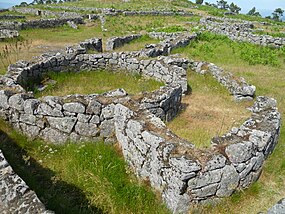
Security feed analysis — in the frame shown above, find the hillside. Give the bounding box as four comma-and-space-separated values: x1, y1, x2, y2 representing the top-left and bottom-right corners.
0, 0, 285, 213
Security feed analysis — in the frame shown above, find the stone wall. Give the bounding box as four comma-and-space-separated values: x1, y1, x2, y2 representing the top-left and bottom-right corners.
0, 149, 52, 213
0, 37, 186, 144
114, 95, 281, 213
0, 14, 25, 20
106, 34, 142, 51
0, 17, 84, 31
200, 17, 285, 48
43, 5, 194, 17
0, 29, 19, 39
148, 32, 183, 40
190, 61, 255, 101
10, 7, 82, 19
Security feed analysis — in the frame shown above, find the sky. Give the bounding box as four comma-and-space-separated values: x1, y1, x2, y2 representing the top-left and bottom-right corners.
0, 0, 33, 9
204, 0, 285, 16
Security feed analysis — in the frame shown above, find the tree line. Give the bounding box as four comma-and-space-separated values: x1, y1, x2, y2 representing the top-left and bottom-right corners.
195, 0, 284, 21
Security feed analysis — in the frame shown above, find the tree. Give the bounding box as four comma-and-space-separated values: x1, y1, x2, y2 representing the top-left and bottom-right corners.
229, 2, 241, 14
272, 8, 284, 21
19, 2, 29, 6
247, 7, 261, 17
196, 0, 204, 5
217, 0, 228, 10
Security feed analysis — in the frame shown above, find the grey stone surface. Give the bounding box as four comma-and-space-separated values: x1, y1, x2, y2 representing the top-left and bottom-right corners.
267, 198, 285, 214
0, 150, 52, 213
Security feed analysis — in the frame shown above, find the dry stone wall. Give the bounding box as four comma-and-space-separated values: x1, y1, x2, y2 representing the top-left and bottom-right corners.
0, 29, 19, 39
200, 17, 285, 47
10, 7, 82, 19
0, 149, 53, 213
114, 95, 281, 213
106, 34, 142, 51
0, 17, 84, 31
43, 5, 194, 17
0, 14, 25, 20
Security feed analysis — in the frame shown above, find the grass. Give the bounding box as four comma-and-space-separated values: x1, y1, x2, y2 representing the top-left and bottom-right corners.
0, 121, 169, 214
173, 32, 285, 67
167, 71, 251, 148
60, 0, 194, 11
34, 70, 164, 97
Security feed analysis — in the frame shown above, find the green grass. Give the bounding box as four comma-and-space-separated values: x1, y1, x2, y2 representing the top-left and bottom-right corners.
174, 32, 285, 66
60, 0, 193, 11
35, 70, 164, 97
0, 121, 169, 214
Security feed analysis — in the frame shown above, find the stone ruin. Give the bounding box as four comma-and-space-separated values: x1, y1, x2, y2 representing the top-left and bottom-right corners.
0, 6, 283, 213
0, 30, 281, 213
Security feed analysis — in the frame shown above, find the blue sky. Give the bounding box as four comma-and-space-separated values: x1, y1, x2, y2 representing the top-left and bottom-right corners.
204, 0, 285, 16
0, 0, 33, 9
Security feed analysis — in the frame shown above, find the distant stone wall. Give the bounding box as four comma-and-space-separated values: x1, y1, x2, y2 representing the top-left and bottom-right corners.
148, 32, 183, 40
200, 17, 285, 48
0, 14, 25, 20
0, 29, 19, 39
0, 17, 84, 31
43, 5, 194, 17
0, 149, 52, 213
142, 33, 197, 58
106, 34, 142, 51
10, 7, 82, 19
114, 95, 281, 213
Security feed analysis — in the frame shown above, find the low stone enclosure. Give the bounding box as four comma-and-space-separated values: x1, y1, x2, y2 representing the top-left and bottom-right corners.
0, 31, 281, 213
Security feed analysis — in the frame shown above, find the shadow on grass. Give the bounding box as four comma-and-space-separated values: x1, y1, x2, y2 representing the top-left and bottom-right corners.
0, 129, 104, 214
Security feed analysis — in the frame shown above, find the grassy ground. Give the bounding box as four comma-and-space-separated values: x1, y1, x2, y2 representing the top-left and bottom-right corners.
168, 71, 251, 148
35, 70, 164, 97
60, 0, 193, 11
